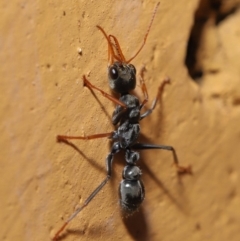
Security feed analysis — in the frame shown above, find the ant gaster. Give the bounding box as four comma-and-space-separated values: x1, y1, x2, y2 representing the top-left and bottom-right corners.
53, 2, 191, 240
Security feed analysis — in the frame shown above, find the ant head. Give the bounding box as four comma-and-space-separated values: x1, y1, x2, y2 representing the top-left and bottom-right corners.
108, 62, 136, 93
96, 25, 142, 94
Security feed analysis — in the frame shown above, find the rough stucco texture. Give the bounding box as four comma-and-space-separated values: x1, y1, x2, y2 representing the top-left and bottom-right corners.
1, 0, 240, 241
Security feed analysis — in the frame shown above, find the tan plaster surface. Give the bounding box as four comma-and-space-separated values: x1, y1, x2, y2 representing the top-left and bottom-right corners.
1, 1, 240, 241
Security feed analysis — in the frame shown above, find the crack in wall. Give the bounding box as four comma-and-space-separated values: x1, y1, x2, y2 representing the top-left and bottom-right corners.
185, 0, 240, 83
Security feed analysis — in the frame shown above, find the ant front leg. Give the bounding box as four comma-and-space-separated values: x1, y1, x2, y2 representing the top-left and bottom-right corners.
52, 142, 120, 240
57, 75, 126, 142
140, 76, 170, 120
132, 143, 192, 174
83, 75, 127, 108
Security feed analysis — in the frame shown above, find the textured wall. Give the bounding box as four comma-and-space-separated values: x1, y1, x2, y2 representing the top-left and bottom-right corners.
1, 1, 240, 241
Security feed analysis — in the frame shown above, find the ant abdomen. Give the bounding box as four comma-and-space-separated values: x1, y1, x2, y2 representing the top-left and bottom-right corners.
119, 165, 145, 212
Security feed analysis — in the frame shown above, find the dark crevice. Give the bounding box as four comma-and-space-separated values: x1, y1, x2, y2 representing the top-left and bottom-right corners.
185, 0, 240, 83
185, 0, 213, 82
216, 6, 238, 24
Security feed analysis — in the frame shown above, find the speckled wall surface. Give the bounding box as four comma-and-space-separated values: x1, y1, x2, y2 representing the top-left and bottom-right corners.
1, 1, 240, 241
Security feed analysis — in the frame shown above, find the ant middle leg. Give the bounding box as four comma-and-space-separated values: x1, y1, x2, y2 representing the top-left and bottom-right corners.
140, 76, 170, 120
131, 143, 192, 174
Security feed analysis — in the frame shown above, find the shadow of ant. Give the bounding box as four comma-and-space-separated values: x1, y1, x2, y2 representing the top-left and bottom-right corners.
57, 138, 105, 173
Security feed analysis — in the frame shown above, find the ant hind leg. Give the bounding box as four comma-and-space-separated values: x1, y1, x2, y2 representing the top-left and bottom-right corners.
57, 132, 114, 142
52, 142, 120, 240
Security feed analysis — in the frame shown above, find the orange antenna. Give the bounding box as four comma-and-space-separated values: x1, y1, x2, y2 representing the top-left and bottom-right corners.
126, 2, 160, 63
96, 25, 115, 64
109, 34, 126, 62
97, 25, 127, 64
97, 2, 160, 65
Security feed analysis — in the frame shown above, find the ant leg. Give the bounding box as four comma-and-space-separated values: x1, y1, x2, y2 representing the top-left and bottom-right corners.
140, 77, 170, 120
131, 143, 192, 174
57, 132, 114, 142
52, 142, 120, 240
83, 75, 127, 108
139, 66, 149, 107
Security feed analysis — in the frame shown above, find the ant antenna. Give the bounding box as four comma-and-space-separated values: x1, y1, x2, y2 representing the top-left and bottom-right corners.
126, 2, 160, 63
96, 25, 118, 65
97, 2, 160, 65
109, 34, 127, 63
96, 26, 127, 65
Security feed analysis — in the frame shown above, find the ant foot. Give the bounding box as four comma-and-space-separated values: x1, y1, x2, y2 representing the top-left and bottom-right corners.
56, 135, 65, 142
176, 165, 192, 175
163, 76, 171, 85
83, 75, 91, 88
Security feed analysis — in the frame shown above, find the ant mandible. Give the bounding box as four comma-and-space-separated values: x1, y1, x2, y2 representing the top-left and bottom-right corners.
53, 2, 191, 240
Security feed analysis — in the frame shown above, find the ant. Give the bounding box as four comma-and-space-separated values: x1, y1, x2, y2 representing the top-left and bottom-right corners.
53, 2, 191, 240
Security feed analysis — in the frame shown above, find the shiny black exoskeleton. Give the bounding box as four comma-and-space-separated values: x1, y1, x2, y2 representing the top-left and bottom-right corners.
120, 163, 144, 211
104, 61, 180, 212
108, 62, 146, 212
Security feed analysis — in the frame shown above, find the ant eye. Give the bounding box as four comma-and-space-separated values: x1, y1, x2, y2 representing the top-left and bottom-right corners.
109, 66, 118, 80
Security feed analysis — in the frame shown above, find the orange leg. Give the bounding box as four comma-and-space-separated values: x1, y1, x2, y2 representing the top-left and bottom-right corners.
83, 75, 127, 108
140, 77, 170, 120
139, 66, 149, 107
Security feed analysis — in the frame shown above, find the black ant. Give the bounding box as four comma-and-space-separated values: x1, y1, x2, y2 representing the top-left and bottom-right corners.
53, 2, 191, 240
